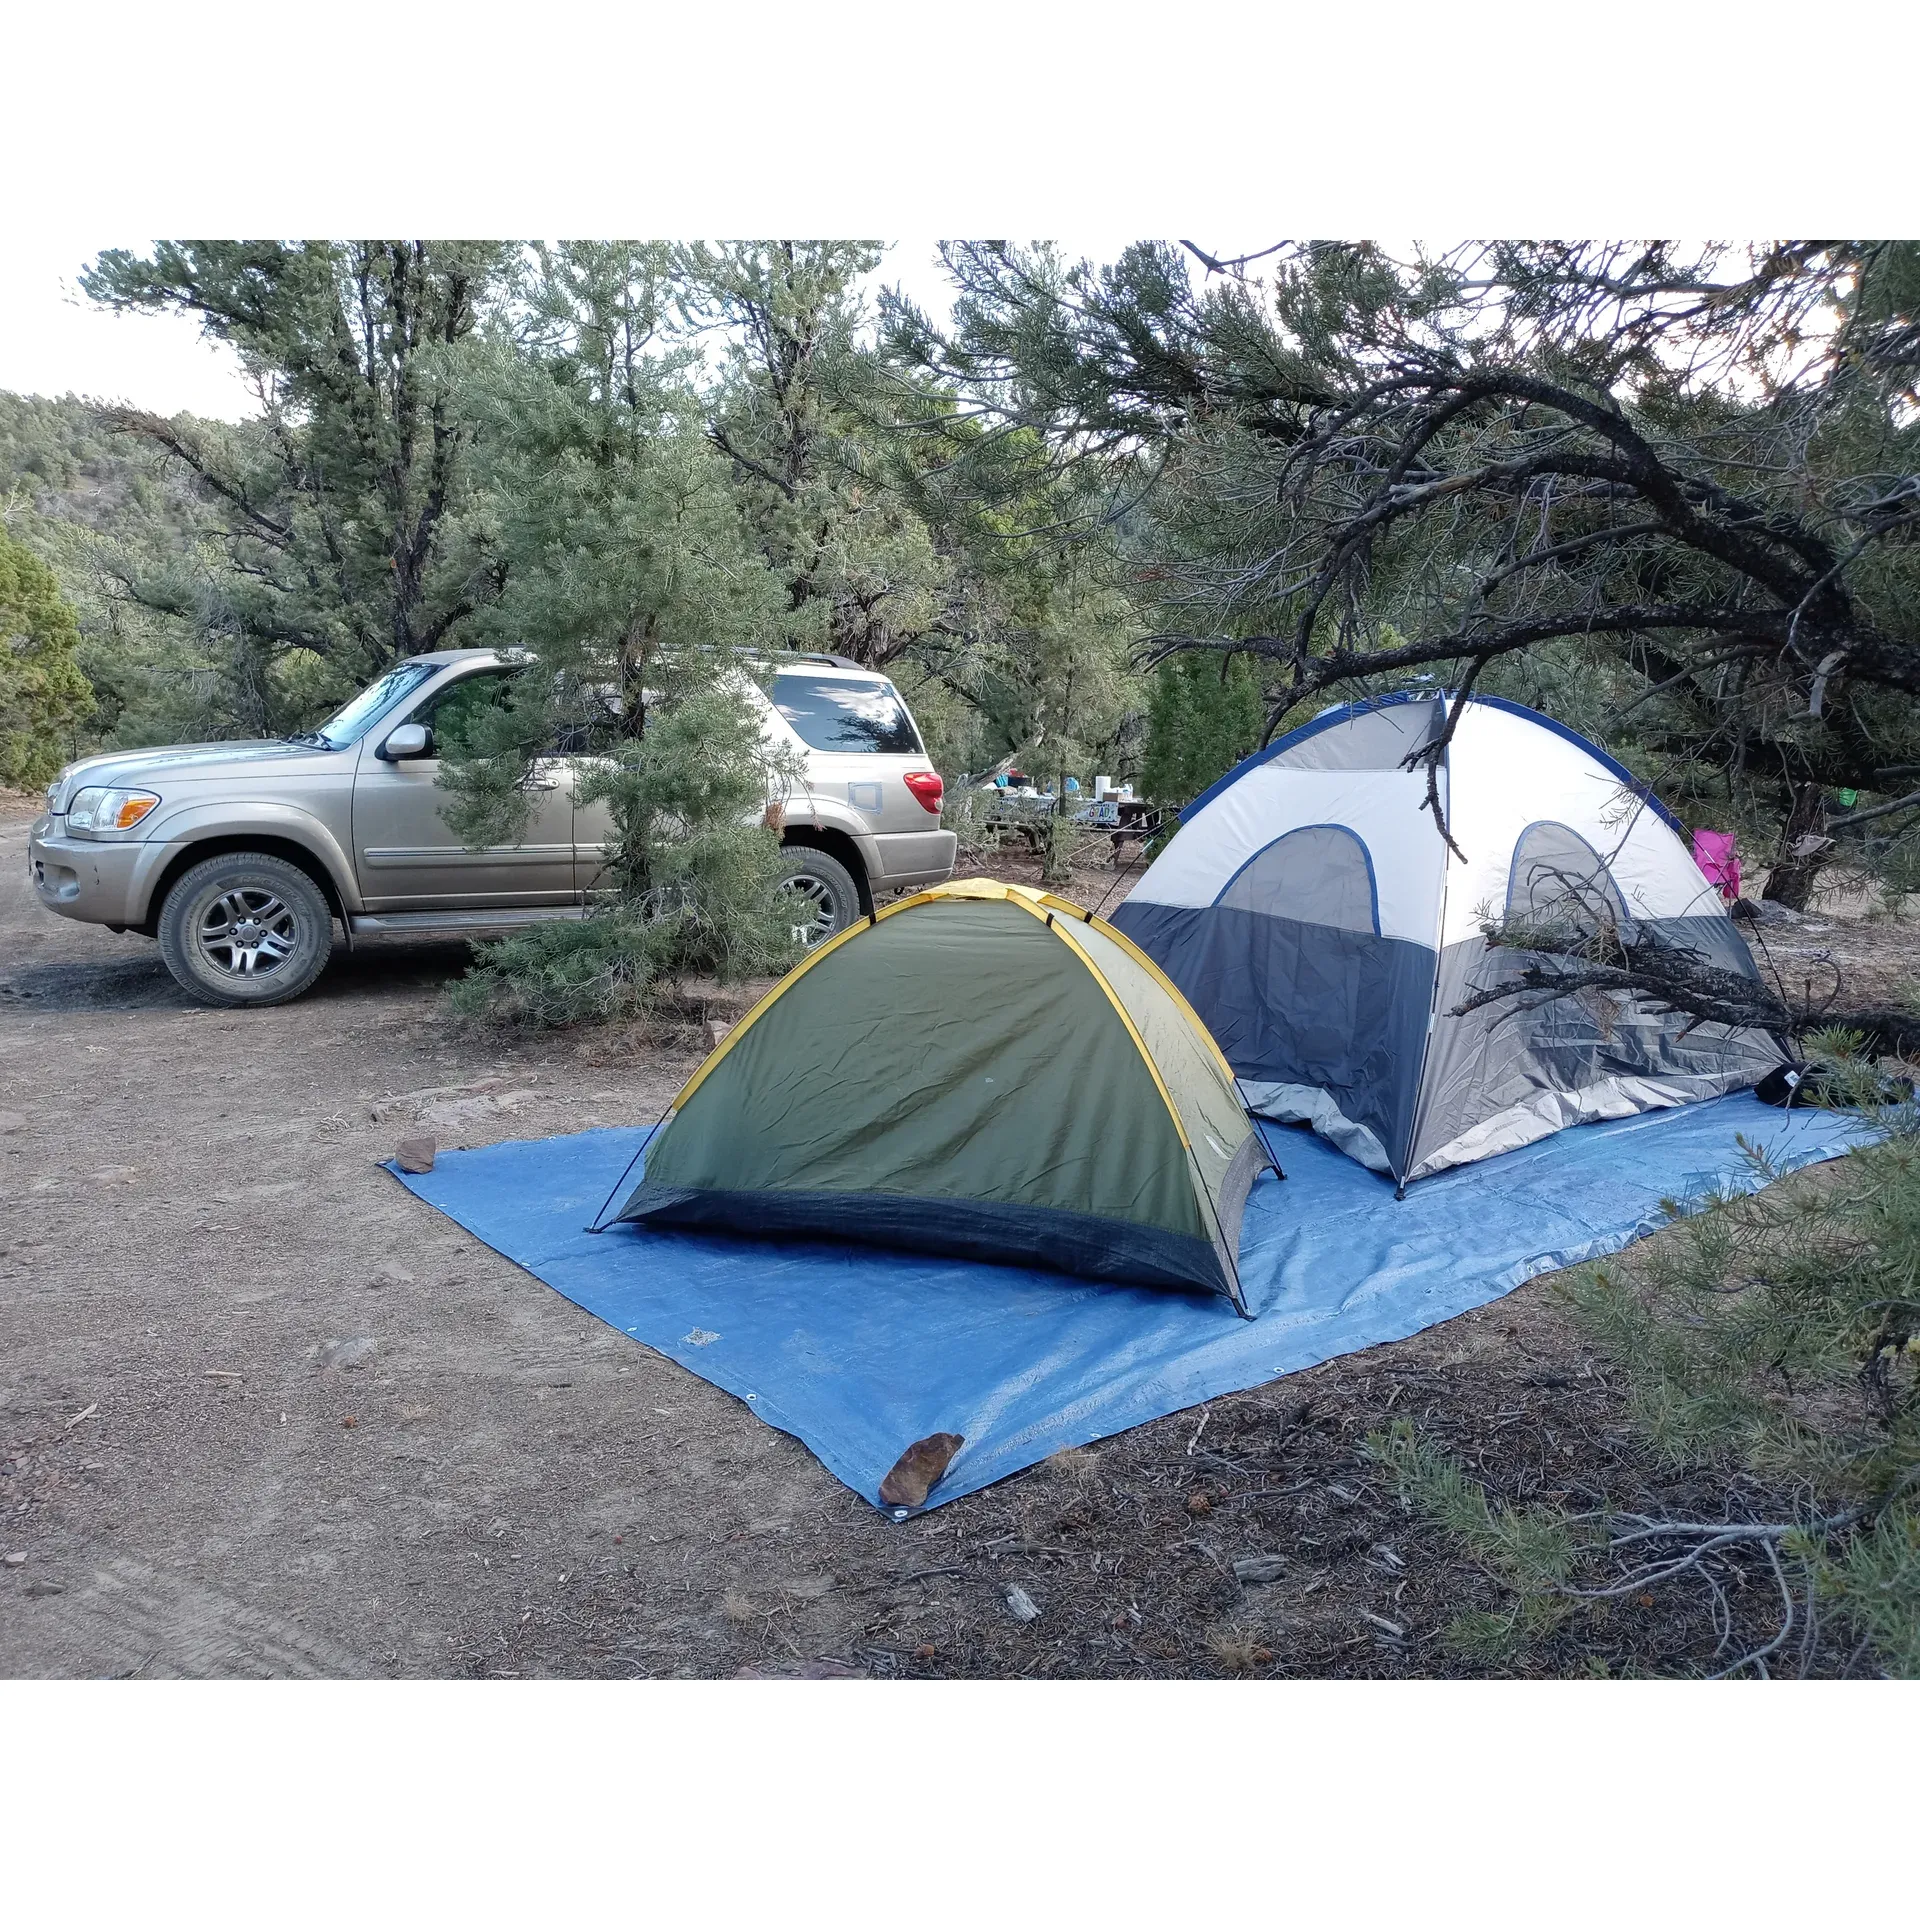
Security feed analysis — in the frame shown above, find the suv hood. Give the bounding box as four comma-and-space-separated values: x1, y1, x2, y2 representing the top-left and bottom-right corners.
47, 739, 341, 812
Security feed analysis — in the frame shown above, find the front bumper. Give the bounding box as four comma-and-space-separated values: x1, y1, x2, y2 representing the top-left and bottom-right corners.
27, 817, 153, 925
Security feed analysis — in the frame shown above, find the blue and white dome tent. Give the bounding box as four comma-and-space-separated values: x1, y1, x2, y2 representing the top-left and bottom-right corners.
1110, 691, 1787, 1191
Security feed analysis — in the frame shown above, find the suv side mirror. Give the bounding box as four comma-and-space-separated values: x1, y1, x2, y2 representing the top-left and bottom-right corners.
380, 723, 432, 761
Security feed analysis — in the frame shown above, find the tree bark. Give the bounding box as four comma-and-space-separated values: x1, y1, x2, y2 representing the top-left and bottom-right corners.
1762, 785, 1832, 910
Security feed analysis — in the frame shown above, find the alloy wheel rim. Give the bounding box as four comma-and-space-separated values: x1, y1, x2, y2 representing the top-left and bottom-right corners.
777, 871, 837, 947
197, 886, 300, 976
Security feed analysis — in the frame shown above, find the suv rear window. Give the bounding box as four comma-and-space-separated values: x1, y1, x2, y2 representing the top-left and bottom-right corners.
771, 672, 921, 754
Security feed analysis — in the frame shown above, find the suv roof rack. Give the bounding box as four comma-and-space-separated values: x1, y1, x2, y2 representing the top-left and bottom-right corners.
734, 647, 872, 674
783, 651, 867, 672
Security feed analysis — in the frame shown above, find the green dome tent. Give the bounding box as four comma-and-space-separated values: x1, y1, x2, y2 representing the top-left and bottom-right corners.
604, 880, 1275, 1312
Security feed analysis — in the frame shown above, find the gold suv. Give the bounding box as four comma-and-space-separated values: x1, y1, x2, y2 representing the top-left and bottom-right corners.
29, 649, 955, 1007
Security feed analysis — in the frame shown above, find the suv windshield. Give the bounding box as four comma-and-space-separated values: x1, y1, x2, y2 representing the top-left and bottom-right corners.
771, 672, 921, 753
297, 660, 442, 750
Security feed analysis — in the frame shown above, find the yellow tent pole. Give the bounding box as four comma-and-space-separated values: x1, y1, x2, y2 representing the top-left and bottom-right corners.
1012, 898, 1193, 1155
1029, 890, 1238, 1088
667, 880, 1050, 1118
666, 880, 1226, 1152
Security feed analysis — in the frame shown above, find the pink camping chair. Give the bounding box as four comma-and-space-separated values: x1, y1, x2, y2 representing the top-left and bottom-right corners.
1692, 829, 1742, 904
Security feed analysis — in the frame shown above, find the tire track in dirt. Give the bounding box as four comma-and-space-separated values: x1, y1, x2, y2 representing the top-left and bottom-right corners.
35, 1556, 371, 1678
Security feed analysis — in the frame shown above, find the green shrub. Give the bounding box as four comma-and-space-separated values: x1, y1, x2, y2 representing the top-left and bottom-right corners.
1141, 652, 1262, 811
1371, 1047, 1920, 1676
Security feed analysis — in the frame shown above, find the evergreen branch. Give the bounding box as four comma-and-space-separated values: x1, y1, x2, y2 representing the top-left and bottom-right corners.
96, 407, 293, 548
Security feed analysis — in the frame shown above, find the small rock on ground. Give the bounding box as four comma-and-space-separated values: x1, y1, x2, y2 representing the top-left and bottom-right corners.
394, 1136, 436, 1174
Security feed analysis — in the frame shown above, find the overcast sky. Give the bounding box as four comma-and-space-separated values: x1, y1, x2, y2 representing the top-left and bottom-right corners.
0, 240, 1150, 422
2, 238, 257, 419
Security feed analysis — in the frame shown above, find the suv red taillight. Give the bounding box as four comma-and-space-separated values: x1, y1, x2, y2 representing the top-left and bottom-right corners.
903, 770, 944, 814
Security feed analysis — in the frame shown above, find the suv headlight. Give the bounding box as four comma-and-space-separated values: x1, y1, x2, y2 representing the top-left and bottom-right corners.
65, 787, 161, 835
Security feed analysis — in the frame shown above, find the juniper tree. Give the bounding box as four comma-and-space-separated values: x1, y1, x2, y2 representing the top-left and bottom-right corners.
1370, 1058, 1920, 1677
673, 241, 954, 669
1142, 651, 1263, 810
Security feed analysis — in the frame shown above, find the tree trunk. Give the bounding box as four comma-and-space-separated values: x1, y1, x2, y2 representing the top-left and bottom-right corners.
1761, 785, 1831, 911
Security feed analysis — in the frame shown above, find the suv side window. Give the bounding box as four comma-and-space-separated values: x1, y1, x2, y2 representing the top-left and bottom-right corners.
413, 669, 536, 758
550, 677, 625, 756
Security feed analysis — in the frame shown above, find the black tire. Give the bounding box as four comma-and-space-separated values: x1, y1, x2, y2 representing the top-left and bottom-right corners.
156, 852, 336, 1008
776, 845, 865, 951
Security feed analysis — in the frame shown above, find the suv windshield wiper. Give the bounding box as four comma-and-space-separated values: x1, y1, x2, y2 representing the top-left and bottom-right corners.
282, 730, 335, 749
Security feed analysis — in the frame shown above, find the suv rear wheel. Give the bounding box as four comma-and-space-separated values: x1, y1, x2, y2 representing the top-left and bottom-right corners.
777, 846, 863, 950
157, 852, 336, 1008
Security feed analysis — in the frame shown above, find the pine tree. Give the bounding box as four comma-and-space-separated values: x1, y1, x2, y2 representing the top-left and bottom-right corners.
908, 241, 1920, 910
82, 242, 507, 684
438, 245, 795, 1027
674, 242, 955, 669
1371, 1053, 1920, 1677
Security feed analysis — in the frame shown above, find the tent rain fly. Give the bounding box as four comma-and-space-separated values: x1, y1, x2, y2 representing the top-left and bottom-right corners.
604, 880, 1274, 1311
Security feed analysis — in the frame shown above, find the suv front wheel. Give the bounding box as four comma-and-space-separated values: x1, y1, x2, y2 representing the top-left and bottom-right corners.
776, 846, 864, 950
157, 852, 337, 1008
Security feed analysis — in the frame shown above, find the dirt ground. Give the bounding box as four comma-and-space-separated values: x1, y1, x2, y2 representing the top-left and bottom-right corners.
1, 804, 1908, 1678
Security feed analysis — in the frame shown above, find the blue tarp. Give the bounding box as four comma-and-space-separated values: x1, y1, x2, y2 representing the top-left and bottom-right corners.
388, 1096, 1861, 1515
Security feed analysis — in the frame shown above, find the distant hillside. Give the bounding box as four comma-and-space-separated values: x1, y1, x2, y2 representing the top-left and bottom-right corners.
0, 391, 212, 541
0, 392, 235, 749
